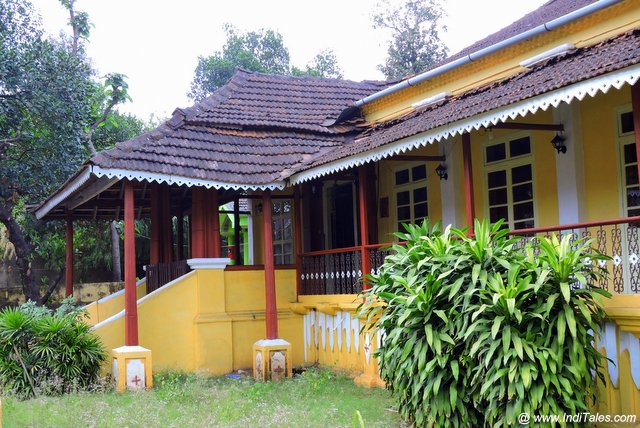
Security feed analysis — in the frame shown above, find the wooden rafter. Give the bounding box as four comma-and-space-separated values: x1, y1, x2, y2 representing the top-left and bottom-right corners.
490, 122, 564, 131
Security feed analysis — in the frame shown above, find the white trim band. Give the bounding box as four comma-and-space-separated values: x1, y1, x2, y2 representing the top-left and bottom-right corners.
94, 278, 146, 304
254, 338, 291, 347
289, 64, 640, 185
187, 258, 231, 270
91, 165, 285, 192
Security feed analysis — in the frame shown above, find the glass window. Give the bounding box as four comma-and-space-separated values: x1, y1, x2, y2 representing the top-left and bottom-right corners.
395, 169, 410, 185
486, 143, 506, 163
620, 111, 635, 135
623, 142, 640, 217
272, 199, 293, 264
485, 135, 535, 230
394, 165, 428, 231
509, 137, 531, 157
412, 165, 427, 181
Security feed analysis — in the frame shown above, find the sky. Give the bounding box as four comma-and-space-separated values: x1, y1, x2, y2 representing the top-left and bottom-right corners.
32, 0, 548, 120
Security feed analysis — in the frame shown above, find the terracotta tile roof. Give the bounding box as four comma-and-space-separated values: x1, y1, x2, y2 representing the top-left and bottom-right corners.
301, 29, 640, 171
91, 126, 349, 185
428, 0, 597, 73
89, 70, 386, 185
36, 25, 639, 219
169, 69, 388, 134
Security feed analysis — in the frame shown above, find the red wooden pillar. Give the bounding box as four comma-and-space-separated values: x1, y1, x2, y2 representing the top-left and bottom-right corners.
124, 181, 139, 346
293, 186, 303, 297
191, 188, 206, 258
150, 184, 161, 264
65, 212, 73, 297
208, 189, 221, 258
161, 190, 173, 262
462, 133, 476, 231
262, 190, 278, 339
631, 82, 640, 184
358, 166, 371, 289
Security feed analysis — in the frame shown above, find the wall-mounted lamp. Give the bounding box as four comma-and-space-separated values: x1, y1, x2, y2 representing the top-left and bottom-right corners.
550, 133, 567, 154
435, 164, 448, 181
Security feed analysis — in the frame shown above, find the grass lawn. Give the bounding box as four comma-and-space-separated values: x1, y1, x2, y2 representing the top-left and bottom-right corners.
2, 369, 403, 428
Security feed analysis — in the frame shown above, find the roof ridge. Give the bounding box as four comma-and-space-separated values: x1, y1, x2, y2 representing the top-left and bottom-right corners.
165, 70, 251, 130
424, 0, 597, 75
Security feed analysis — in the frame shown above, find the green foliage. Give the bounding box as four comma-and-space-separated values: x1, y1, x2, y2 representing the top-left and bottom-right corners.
360, 219, 610, 427
0, 0, 146, 294
93, 111, 150, 152
373, 0, 448, 80
189, 25, 343, 101
291, 49, 343, 79
0, 297, 107, 398
1, 0, 94, 200
154, 370, 198, 402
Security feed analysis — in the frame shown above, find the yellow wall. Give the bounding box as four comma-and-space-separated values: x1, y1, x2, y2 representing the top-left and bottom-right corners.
85, 279, 147, 326
581, 86, 631, 221
91, 268, 304, 375
297, 294, 384, 387
88, 265, 640, 413
364, 0, 640, 122
594, 295, 640, 420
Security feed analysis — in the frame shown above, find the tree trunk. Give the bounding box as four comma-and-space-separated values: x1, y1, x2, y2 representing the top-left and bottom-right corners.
39, 267, 65, 306
110, 221, 122, 282
0, 200, 39, 302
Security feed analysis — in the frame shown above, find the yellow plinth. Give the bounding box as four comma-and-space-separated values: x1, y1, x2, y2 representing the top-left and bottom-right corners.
112, 345, 153, 392
253, 339, 292, 381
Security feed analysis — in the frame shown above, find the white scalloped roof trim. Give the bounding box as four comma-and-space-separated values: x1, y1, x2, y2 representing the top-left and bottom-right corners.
290, 64, 640, 185
35, 168, 92, 219
35, 165, 286, 219
91, 166, 285, 191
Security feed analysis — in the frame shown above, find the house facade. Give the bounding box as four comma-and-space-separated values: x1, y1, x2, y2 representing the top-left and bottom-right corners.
35, 0, 640, 417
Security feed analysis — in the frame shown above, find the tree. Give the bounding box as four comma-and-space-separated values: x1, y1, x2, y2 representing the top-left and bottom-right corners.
189, 25, 290, 101
189, 25, 343, 101
0, 0, 95, 302
291, 50, 343, 79
0, 0, 132, 303
373, 0, 448, 80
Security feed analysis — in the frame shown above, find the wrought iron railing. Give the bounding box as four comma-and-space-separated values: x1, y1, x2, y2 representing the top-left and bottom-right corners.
299, 246, 362, 295
299, 216, 640, 295
510, 216, 640, 294
145, 260, 191, 294
299, 245, 393, 295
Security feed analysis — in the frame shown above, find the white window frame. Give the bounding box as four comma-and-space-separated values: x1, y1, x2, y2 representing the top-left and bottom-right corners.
483, 132, 536, 230
615, 105, 638, 217
393, 162, 429, 231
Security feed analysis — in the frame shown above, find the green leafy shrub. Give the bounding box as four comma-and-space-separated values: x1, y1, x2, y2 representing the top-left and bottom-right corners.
0, 297, 107, 398
360, 219, 610, 427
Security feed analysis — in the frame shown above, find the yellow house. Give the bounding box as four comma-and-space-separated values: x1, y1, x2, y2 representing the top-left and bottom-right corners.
35, 0, 640, 416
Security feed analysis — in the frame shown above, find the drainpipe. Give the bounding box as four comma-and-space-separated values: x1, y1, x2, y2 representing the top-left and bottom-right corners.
354, 0, 623, 108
